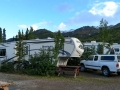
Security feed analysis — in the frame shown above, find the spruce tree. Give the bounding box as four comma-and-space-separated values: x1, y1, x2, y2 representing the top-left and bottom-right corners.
29, 26, 35, 39
25, 28, 29, 40
0, 27, 2, 42
2, 28, 6, 42
53, 30, 65, 59
14, 30, 27, 69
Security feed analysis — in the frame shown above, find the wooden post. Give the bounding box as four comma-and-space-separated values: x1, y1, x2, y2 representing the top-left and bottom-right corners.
0, 81, 11, 90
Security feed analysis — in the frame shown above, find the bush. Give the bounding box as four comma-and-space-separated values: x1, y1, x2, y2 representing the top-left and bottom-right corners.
23, 48, 57, 76
0, 62, 14, 73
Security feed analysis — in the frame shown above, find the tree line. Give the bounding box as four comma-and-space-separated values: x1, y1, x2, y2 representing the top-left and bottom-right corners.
0, 27, 6, 43
13, 26, 36, 41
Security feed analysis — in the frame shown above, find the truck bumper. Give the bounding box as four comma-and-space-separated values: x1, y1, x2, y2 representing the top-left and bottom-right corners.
117, 69, 120, 72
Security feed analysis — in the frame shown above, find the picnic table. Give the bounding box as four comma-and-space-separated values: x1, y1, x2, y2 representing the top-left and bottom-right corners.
0, 81, 11, 90
56, 65, 80, 78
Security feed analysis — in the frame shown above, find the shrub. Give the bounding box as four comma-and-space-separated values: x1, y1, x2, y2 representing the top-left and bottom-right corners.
0, 62, 14, 73
24, 48, 57, 76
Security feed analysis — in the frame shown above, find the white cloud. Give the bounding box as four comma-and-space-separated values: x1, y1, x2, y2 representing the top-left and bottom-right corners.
89, 1, 118, 17
18, 21, 52, 30
31, 24, 38, 30
56, 23, 67, 31
18, 25, 27, 29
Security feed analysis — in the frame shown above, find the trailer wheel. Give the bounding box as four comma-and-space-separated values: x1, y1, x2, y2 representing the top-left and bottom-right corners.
102, 67, 110, 77
80, 64, 86, 72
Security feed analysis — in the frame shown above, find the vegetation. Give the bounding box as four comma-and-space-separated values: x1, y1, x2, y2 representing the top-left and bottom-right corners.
53, 30, 65, 59
23, 48, 56, 76
0, 27, 6, 42
14, 30, 27, 70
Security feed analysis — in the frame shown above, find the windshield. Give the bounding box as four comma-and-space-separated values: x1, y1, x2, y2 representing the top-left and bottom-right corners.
86, 56, 94, 61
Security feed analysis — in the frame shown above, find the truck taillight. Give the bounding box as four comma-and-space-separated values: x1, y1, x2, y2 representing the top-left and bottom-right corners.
116, 63, 119, 67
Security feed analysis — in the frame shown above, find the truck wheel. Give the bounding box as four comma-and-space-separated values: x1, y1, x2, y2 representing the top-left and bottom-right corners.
102, 67, 110, 77
80, 64, 86, 72
117, 72, 120, 75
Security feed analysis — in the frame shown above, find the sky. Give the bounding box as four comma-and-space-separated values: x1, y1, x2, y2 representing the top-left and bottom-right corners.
0, 0, 120, 39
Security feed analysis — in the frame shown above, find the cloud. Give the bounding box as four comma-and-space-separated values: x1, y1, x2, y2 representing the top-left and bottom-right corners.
55, 23, 67, 31
18, 25, 27, 29
55, 3, 73, 13
18, 21, 52, 30
89, 1, 119, 17
65, 1, 120, 27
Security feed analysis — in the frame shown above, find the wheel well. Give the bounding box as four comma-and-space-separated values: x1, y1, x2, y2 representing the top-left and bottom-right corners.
101, 66, 109, 70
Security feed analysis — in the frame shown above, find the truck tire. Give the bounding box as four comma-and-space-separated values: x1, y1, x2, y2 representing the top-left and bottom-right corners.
102, 67, 110, 77
80, 64, 86, 72
117, 72, 120, 75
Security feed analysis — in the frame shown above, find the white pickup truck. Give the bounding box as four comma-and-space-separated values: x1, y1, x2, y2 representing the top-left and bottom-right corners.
80, 55, 120, 76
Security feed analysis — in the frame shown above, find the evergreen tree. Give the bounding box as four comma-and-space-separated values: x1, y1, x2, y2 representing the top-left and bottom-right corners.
99, 18, 110, 42
99, 18, 111, 54
0, 27, 2, 42
14, 30, 27, 70
21, 30, 24, 40
15, 35, 18, 41
53, 30, 65, 59
25, 28, 29, 40
2, 28, 6, 42
29, 26, 35, 39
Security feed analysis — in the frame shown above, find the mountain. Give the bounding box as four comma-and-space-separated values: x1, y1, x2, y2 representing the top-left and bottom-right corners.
33, 26, 99, 39
62, 26, 99, 38
6, 22, 120, 43
33, 29, 54, 39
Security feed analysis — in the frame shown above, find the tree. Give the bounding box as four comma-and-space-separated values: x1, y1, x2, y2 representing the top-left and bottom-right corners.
99, 18, 111, 54
21, 30, 24, 40
2, 28, 6, 42
29, 26, 35, 39
0, 27, 2, 42
97, 44, 104, 54
53, 30, 65, 64
14, 30, 27, 70
99, 18, 110, 42
25, 28, 29, 40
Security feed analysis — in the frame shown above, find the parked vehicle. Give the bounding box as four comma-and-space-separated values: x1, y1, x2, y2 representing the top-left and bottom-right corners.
80, 54, 120, 76
0, 37, 84, 66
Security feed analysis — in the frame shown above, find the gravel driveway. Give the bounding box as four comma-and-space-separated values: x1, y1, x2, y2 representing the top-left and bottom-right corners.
0, 70, 120, 90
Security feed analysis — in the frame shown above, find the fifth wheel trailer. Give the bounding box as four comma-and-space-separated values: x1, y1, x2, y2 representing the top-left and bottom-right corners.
0, 37, 84, 66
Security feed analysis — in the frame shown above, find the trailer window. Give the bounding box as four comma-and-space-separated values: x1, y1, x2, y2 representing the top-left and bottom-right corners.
0, 49, 6, 56
115, 48, 119, 52
25, 46, 28, 55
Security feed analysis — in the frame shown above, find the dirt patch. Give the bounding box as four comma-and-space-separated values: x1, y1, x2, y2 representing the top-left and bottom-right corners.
0, 71, 120, 90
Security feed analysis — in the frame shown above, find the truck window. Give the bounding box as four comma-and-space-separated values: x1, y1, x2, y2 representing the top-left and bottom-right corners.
101, 56, 115, 61
94, 56, 98, 61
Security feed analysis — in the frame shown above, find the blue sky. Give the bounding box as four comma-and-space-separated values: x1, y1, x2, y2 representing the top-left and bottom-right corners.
0, 0, 120, 39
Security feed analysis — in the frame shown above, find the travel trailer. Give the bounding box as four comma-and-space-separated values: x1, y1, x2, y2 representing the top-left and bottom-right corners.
0, 37, 84, 66
83, 41, 120, 54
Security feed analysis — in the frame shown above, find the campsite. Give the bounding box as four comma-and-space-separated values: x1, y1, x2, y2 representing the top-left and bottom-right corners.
0, 70, 120, 90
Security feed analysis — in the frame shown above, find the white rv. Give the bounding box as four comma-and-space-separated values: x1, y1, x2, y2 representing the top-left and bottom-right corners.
0, 37, 84, 66
83, 41, 120, 55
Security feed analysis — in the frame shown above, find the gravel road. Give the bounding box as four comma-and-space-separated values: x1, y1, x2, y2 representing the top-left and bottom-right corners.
0, 70, 120, 90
